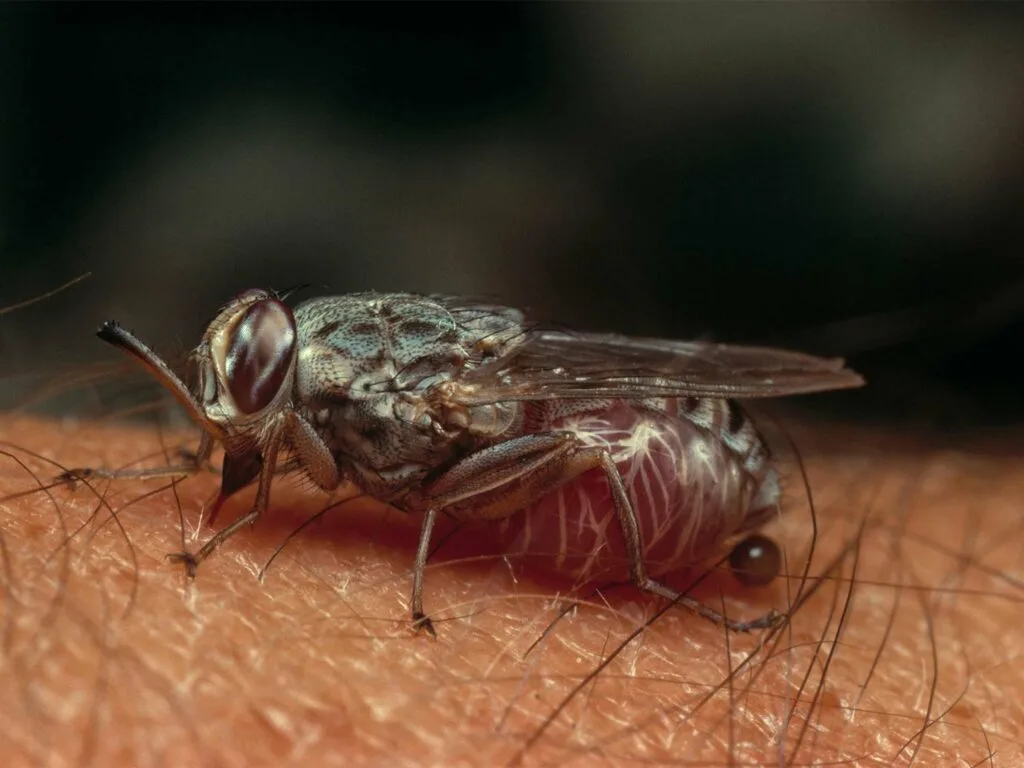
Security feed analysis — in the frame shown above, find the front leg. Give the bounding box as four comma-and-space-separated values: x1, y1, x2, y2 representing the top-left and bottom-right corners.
406, 432, 782, 636
167, 409, 336, 575
59, 432, 216, 486
167, 428, 284, 576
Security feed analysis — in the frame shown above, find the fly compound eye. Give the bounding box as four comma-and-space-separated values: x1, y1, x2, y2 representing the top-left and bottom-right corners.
728, 534, 781, 587
223, 298, 297, 414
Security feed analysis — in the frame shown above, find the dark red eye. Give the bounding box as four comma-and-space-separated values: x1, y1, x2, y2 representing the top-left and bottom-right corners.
729, 534, 781, 587
223, 299, 296, 414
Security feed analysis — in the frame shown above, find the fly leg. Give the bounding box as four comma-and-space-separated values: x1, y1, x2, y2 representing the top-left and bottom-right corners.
408, 433, 580, 636
166, 429, 284, 577
410, 507, 439, 636
59, 432, 273, 531
58, 432, 216, 486
587, 448, 782, 632
407, 432, 782, 636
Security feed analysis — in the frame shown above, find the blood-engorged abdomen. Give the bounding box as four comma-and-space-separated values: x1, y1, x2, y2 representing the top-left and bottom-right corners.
497, 399, 779, 585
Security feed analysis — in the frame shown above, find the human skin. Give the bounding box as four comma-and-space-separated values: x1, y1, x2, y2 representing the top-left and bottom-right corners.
0, 412, 1021, 767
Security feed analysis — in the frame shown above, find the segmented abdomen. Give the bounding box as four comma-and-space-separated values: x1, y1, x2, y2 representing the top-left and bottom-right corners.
498, 398, 780, 584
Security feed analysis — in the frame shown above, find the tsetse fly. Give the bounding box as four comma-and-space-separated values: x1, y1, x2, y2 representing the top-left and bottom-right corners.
69, 290, 863, 634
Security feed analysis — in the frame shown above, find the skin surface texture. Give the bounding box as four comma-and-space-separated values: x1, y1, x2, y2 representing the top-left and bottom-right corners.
0, 412, 1021, 767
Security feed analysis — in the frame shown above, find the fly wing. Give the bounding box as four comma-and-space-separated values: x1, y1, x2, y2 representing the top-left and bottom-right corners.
452, 328, 864, 405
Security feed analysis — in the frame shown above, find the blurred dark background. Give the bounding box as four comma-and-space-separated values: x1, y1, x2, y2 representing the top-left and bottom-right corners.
1, 4, 1023, 428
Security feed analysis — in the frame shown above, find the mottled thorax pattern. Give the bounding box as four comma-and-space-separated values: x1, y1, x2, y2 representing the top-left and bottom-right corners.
290, 293, 527, 492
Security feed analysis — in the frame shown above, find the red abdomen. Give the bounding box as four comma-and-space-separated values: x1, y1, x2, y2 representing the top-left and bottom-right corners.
497, 399, 778, 585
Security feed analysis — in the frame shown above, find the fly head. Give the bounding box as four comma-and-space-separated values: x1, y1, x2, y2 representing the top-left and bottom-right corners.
195, 289, 299, 446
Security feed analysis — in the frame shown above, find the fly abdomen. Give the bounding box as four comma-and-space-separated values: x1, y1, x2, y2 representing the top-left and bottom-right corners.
499, 399, 779, 584
676, 397, 771, 477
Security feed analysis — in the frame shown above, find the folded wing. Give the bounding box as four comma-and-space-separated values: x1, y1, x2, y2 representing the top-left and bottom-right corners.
452, 328, 864, 405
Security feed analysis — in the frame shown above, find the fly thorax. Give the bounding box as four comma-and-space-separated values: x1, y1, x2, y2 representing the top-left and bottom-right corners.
436, 396, 523, 441
305, 380, 454, 479
290, 292, 530, 484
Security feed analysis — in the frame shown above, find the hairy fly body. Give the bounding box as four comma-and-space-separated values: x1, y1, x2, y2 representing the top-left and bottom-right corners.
70, 290, 863, 634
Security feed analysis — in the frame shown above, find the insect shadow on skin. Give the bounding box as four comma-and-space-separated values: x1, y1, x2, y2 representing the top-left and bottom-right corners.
57, 287, 863, 638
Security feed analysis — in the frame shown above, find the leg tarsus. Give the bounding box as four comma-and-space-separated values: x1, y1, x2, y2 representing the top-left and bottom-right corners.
56, 467, 95, 489
166, 551, 199, 579
409, 508, 438, 634
59, 433, 215, 488
163, 508, 259, 579
168, 430, 282, 574
57, 456, 206, 488
411, 612, 437, 638
594, 449, 780, 635
639, 576, 783, 633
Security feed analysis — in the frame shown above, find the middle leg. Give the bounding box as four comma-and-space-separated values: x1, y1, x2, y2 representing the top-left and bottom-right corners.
407, 432, 782, 634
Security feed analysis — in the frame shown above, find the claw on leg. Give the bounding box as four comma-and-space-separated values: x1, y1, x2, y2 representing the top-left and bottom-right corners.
57, 467, 95, 489
411, 612, 437, 638
166, 551, 200, 579
409, 508, 439, 635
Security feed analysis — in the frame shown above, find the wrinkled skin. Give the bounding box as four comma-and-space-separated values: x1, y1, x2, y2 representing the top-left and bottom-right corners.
0, 414, 1021, 767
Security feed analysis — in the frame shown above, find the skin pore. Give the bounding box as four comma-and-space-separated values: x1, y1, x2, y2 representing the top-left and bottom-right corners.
0, 411, 1022, 767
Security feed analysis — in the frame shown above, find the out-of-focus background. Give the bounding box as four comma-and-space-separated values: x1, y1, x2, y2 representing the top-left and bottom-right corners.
1, 4, 1023, 426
